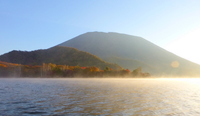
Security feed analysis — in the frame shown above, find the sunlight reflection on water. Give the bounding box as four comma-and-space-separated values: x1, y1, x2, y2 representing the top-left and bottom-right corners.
0, 78, 200, 115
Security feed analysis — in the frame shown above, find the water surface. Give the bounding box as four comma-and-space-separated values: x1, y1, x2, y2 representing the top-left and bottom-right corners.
0, 78, 200, 115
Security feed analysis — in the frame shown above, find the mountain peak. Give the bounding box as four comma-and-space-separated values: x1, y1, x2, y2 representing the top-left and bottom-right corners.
58, 32, 200, 76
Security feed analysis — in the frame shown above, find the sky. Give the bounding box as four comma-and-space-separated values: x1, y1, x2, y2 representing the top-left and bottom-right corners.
1, 0, 200, 64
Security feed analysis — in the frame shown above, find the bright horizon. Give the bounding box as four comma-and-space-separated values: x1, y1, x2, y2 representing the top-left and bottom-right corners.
1, 0, 200, 65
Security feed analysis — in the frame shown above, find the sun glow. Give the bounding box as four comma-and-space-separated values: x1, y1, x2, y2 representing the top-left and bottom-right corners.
171, 61, 179, 68
166, 27, 200, 65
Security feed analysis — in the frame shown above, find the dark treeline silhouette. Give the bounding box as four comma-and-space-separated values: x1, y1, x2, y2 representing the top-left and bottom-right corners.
0, 46, 121, 70
0, 61, 150, 77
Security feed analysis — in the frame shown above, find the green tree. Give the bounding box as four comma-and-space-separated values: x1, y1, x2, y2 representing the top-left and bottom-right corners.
132, 67, 142, 76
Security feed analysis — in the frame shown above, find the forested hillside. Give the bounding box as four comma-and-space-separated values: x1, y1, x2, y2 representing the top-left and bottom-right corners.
0, 46, 121, 70
0, 61, 150, 77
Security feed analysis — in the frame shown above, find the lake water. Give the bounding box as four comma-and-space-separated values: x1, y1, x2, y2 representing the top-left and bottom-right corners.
0, 78, 200, 116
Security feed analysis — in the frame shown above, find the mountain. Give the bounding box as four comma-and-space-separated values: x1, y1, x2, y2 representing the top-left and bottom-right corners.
58, 32, 200, 76
0, 46, 121, 70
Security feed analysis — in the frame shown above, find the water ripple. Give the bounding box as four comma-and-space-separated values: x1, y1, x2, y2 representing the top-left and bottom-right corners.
0, 78, 200, 115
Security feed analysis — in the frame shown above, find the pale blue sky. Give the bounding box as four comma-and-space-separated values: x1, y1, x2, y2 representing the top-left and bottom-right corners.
1, 0, 200, 64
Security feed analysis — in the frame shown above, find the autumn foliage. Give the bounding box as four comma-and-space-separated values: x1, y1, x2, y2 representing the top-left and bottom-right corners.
0, 61, 150, 77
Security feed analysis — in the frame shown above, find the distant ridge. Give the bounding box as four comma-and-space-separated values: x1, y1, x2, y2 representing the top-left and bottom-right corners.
0, 46, 121, 70
58, 32, 200, 76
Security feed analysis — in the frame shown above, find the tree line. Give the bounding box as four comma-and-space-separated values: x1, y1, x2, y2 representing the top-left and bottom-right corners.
0, 61, 150, 77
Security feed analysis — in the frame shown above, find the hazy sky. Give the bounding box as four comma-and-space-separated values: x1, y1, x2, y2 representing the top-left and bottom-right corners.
1, 0, 200, 64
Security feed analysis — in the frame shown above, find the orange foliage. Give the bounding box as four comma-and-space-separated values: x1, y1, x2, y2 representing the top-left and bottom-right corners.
125, 69, 130, 73
68, 66, 75, 70
0, 62, 150, 77
0, 64, 7, 67
89, 67, 100, 72
81, 67, 87, 69
32, 65, 41, 68
0, 61, 21, 67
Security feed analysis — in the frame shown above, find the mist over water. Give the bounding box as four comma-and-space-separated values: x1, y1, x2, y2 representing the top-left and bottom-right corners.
0, 78, 200, 115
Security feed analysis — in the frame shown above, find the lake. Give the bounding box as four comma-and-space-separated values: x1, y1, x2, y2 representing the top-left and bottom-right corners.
0, 78, 200, 116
